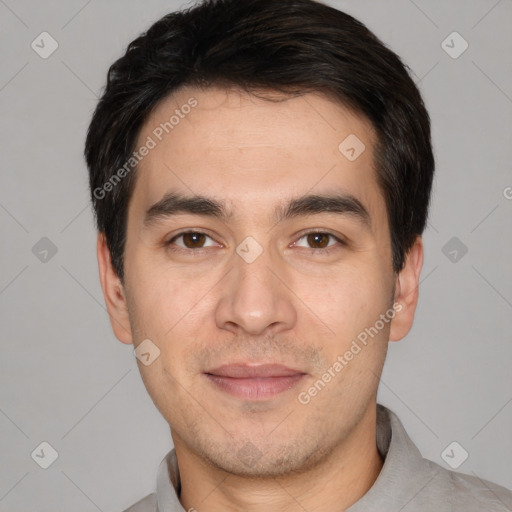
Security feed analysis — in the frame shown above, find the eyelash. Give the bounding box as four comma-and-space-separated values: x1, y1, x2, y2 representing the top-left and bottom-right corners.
164, 230, 346, 255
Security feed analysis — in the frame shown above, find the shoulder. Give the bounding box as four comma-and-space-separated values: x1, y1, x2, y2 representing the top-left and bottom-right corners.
121, 492, 157, 512
420, 458, 512, 511
377, 404, 512, 511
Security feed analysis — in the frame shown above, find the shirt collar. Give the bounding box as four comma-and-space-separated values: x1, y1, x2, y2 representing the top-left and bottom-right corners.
155, 403, 440, 512
346, 404, 441, 511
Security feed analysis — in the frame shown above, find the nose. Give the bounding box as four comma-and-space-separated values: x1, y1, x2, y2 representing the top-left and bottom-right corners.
214, 247, 297, 336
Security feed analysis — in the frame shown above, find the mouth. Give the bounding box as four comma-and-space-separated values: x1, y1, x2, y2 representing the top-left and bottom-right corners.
204, 363, 307, 401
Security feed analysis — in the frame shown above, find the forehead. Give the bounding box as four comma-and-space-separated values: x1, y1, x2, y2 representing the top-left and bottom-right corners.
129, 86, 385, 228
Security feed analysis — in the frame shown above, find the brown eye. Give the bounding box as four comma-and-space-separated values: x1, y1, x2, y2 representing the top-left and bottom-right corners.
293, 231, 344, 252
181, 232, 207, 248
167, 231, 217, 250
306, 232, 330, 249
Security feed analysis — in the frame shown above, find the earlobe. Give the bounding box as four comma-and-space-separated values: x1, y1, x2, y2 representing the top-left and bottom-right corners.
96, 233, 133, 344
389, 236, 424, 342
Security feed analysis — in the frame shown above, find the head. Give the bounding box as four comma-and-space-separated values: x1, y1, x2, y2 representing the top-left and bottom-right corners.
86, 0, 433, 477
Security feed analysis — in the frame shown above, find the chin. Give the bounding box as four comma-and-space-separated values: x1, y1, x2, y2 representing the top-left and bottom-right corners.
193, 434, 330, 479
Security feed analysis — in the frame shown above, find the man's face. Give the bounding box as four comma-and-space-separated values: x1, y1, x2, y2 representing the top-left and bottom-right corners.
107, 86, 408, 476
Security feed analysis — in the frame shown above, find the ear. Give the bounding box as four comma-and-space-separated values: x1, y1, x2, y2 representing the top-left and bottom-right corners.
389, 235, 424, 342
97, 233, 133, 344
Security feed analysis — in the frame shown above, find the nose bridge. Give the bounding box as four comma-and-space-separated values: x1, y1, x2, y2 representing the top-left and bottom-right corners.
215, 240, 296, 335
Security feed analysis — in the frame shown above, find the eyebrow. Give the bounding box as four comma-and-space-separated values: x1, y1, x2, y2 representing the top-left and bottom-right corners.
143, 191, 372, 230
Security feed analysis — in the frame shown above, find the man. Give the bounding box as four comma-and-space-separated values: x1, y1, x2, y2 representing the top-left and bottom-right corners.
85, 0, 512, 510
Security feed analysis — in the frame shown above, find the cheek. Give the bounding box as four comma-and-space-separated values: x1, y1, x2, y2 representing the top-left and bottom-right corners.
127, 264, 213, 375
127, 258, 199, 334
129, 275, 204, 416
294, 264, 388, 334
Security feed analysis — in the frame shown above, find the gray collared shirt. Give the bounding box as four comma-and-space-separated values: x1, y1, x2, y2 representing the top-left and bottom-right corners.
123, 404, 512, 511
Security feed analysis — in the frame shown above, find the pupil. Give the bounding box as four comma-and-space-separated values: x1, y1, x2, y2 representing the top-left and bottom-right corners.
181, 233, 330, 249
184, 232, 205, 248
308, 233, 328, 248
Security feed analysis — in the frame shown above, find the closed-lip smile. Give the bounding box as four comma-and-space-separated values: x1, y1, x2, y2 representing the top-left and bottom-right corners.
204, 363, 307, 400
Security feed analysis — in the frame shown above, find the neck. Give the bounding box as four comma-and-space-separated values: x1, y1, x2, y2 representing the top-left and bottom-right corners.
175, 402, 383, 512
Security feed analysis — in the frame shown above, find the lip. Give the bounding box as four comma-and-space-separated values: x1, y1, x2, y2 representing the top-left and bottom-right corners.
204, 364, 307, 400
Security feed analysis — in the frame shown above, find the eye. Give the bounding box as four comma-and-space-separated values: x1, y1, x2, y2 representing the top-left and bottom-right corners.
166, 231, 218, 250
293, 231, 345, 252
164, 230, 345, 254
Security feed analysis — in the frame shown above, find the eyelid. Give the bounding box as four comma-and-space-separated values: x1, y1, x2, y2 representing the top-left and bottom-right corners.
291, 230, 346, 250
165, 229, 346, 253
165, 230, 221, 249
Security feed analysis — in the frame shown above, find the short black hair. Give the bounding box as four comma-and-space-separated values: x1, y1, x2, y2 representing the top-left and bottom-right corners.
85, 0, 435, 282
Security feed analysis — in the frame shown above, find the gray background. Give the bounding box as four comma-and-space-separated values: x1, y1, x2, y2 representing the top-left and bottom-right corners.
1, 0, 511, 510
